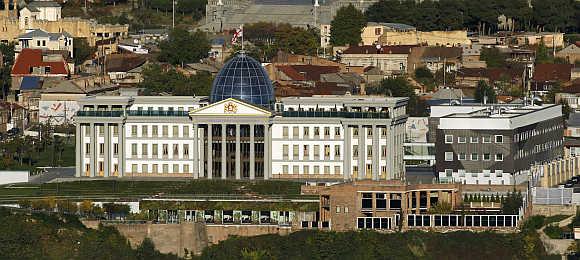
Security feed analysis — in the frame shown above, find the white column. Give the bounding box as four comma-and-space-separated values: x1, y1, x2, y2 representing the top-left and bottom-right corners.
235, 124, 241, 180
221, 124, 227, 179
193, 124, 199, 178
264, 123, 270, 180
207, 123, 213, 179
250, 124, 255, 180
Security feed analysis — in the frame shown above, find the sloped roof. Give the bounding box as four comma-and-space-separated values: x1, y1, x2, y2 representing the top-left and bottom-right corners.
105, 54, 148, 73
28, 1, 61, 8
11, 49, 69, 76
343, 45, 415, 55
20, 76, 41, 90
277, 65, 340, 81
19, 29, 72, 41
430, 88, 464, 100
421, 46, 462, 59
558, 44, 580, 54
533, 64, 573, 82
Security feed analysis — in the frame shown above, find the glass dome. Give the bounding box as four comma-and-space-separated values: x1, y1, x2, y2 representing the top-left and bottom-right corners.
210, 53, 275, 109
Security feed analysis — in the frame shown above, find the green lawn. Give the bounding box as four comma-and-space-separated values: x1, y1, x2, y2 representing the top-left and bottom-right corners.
0, 180, 307, 200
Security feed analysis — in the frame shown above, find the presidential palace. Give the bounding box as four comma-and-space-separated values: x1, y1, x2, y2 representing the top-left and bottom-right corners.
74, 53, 408, 181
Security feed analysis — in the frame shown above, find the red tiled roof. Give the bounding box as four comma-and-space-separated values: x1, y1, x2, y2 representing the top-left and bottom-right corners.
11, 49, 69, 76
533, 64, 573, 82
342, 45, 416, 55
277, 65, 340, 81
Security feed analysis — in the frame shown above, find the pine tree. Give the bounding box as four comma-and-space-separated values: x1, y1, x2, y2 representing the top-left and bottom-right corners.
330, 4, 367, 46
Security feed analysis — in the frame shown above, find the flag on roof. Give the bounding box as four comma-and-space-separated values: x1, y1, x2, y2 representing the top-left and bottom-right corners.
231, 26, 243, 45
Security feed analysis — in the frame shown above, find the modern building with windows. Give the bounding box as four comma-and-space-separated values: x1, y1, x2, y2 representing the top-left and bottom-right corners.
74, 53, 408, 181
430, 104, 564, 185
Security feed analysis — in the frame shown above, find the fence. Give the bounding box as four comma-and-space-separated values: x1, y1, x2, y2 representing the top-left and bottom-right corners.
407, 214, 519, 228
532, 187, 573, 205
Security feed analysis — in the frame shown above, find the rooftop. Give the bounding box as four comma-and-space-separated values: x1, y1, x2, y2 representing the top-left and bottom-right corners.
342, 45, 415, 55
11, 49, 69, 76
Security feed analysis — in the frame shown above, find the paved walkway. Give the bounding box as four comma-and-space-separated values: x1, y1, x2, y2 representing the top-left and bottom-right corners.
538, 215, 575, 255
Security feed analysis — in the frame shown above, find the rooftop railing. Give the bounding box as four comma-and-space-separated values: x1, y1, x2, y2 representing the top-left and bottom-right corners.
281, 110, 390, 119
76, 110, 123, 117
127, 110, 189, 117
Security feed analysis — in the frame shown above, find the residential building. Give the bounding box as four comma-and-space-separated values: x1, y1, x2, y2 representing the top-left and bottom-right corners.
532, 63, 573, 96
105, 54, 148, 85
15, 29, 73, 57
74, 53, 408, 181
430, 104, 564, 185
339, 45, 414, 76
461, 44, 486, 68
407, 46, 462, 74
10, 48, 70, 91
556, 43, 580, 64
378, 30, 470, 47
0, 102, 26, 133
360, 22, 416, 46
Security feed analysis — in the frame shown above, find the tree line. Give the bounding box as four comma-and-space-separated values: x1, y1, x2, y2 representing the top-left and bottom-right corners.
366, 0, 579, 34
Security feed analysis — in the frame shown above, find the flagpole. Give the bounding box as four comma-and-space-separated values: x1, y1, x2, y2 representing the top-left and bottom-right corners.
241, 24, 244, 51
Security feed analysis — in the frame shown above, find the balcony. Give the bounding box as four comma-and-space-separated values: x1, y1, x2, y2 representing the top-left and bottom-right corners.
127, 110, 189, 117
76, 110, 123, 117
281, 111, 389, 119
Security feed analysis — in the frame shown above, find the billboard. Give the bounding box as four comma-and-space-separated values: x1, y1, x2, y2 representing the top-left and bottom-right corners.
38, 100, 80, 125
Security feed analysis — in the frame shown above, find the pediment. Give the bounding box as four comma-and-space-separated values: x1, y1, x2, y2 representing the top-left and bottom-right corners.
189, 98, 272, 117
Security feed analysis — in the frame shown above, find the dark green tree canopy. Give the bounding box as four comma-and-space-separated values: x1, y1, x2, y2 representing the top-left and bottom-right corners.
367, 77, 427, 116
73, 38, 96, 65
474, 80, 497, 104
138, 64, 213, 96
158, 28, 210, 66
330, 4, 367, 46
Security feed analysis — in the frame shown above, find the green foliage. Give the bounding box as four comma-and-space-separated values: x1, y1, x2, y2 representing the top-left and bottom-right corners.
544, 82, 562, 103
0, 133, 75, 171
480, 47, 507, 68
544, 225, 563, 239
414, 67, 436, 91
242, 22, 320, 61
330, 4, 367, 46
0, 208, 179, 259
474, 80, 497, 104
158, 28, 210, 65
103, 203, 131, 218
0, 43, 14, 99
523, 215, 546, 230
367, 77, 427, 116
366, 0, 577, 33
501, 190, 523, 215
200, 230, 551, 259
73, 38, 96, 65
138, 64, 213, 96
428, 202, 452, 214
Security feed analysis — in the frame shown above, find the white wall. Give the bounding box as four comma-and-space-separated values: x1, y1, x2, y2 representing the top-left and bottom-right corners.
0, 171, 29, 185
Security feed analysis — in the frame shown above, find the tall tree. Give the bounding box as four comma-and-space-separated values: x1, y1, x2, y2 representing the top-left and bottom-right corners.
0, 43, 15, 99
367, 77, 426, 116
73, 38, 96, 65
330, 4, 366, 46
474, 80, 497, 104
158, 28, 210, 66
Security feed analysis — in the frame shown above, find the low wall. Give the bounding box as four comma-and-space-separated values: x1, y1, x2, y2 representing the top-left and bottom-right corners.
532, 204, 578, 216
93, 222, 295, 256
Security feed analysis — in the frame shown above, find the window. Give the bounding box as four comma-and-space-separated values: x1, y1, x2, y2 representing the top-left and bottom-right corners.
445, 152, 453, 161
353, 145, 359, 157
303, 165, 309, 174
162, 164, 169, 173
353, 166, 358, 175
381, 145, 387, 157
99, 143, 104, 155
445, 169, 453, 177
470, 137, 479, 143
471, 153, 478, 161
131, 126, 137, 136
183, 144, 189, 158
376, 193, 387, 209
152, 164, 158, 173
495, 153, 503, 161
173, 164, 179, 173
334, 166, 340, 175
314, 145, 320, 159
142, 125, 148, 136
183, 126, 189, 137
314, 166, 320, 174
482, 136, 491, 143
283, 145, 289, 158
334, 127, 340, 136
303, 145, 309, 158
367, 145, 373, 157
445, 135, 453, 144
152, 126, 158, 136
303, 127, 309, 138
283, 127, 289, 138
131, 164, 137, 173
362, 193, 372, 209
152, 144, 158, 157
173, 144, 179, 158
113, 143, 118, 155
495, 135, 503, 143
142, 164, 148, 173
293, 145, 299, 158
98, 126, 104, 135
324, 166, 330, 174
324, 127, 330, 137
173, 126, 179, 137
367, 128, 373, 136
282, 165, 289, 174
162, 126, 168, 137
458, 136, 466, 143
113, 125, 119, 136
483, 153, 491, 161
183, 164, 189, 173
131, 144, 137, 156
162, 144, 168, 156
336, 206, 341, 213
293, 166, 299, 174
314, 127, 320, 137
85, 143, 90, 155
381, 128, 387, 137
353, 128, 359, 137
142, 144, 148, 156
458, 153, 466, 160
334, 145, 341, 157
324, 145, 330, 158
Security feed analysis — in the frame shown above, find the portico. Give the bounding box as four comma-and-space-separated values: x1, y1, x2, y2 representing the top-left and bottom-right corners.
189, 98, 272, 180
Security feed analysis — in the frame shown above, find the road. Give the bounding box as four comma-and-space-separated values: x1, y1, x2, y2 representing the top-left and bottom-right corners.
28, 167, 75, 184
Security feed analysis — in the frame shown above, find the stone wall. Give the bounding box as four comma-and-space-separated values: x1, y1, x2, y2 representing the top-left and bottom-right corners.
532, 204, 578, 217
